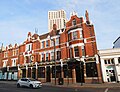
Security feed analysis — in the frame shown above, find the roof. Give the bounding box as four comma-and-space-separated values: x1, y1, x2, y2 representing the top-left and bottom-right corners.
39, 33, 49, 40
113, 36, 120, 44
32, 34, 39, 39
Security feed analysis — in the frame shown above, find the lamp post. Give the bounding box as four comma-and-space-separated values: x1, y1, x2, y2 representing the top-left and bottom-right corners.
50, 24, 58, 85
50, 38, 56, 85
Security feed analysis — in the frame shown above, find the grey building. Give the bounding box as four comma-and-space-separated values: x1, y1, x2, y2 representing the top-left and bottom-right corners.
113, 36, 120, 48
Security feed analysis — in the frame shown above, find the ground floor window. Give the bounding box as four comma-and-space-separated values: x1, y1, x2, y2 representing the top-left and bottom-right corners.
22, 69, 26, 78
56, 66, 61, 78
39, 67, 45, 78
37, 67, 41, 78
63, 65, 72, 78
86, 62, 98, 77
63, 65, 67, 78
52, 66, 61, 78
28, 68, 31, 78
0, 72, 2, 79
52, 66, 55, 78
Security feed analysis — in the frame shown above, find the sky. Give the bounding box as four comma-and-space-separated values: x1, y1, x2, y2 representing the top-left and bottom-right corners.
0, 0, 120, 50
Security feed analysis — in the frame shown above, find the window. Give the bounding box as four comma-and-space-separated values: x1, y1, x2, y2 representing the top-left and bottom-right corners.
64, 19, 66, 27
28, 45, 30, 51
28, 68, 31, 78
63, 65, 67, 78
108, 60, 110, 64
3, 61, 7, 67
56, 66, 61, 78
86, 62, 98, 77
51, 40, 54, 47
46, 53, 49, 61
38, 67, 45, 78
81, 46, 85, 56
63, 65, 72, 78
104, 60, 107, 64
72, 19, 76, 26
80, 30, 83, 38
16, 49, 18, 55
46, 40, 49, 47
74, 46, 79, 57
69, 48, 73, 58
4, 52, 8, 58
104, 59, 115, 64
42, 53, 44, 61
56, 37, 60, 45
111, 59, 114, 64
52, 66, 55, 78
13, 50, 15, 56
12, 59, 16, 66
13, 49, 18, 56
57, 51, 61, 60
118, 57, 120, 63
73, 31, 77, 39
26, 44, 32, 51
51, 52, 54, 60
42, 41, 45, 48
68, 33, 71, 41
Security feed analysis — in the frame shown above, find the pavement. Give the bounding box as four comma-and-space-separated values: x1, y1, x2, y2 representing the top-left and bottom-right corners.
43, 82, 120, 88
0, 80, 120, 88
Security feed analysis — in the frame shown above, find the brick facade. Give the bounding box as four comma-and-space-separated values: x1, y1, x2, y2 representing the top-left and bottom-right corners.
0, 10, 102, 84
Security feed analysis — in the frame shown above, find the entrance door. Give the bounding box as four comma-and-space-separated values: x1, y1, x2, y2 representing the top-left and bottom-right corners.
75, 62, 84, 83
106, 69, 116, 82
46, 66, 51, 82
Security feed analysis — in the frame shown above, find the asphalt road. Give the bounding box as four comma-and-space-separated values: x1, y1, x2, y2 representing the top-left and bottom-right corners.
0, 81, 120, 92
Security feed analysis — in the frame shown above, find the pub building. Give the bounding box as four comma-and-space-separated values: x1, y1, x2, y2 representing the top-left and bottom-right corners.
0, 10, 102, 84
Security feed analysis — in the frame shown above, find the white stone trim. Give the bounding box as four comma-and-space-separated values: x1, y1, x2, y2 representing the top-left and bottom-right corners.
68, 28, 82, 34
69, 43, 84, 48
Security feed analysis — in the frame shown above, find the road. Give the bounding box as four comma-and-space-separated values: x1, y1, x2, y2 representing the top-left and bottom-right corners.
0, 81, 120, 92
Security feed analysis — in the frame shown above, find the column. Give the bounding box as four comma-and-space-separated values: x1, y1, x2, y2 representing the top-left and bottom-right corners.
114, 58, 120, 82
45, 66, 46, 82
26, 65, 28, 78
95, 54, 103, 83
18, 64, 21, 79
35, 62, 38, 79
100, 59, 107, 82
50, 65, 52, 83
72, 68, 76, 83
61, 60, 64, 78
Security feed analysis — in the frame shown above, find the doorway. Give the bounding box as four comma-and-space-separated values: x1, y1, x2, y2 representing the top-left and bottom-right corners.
46, 66, 51, 82
22, 69, 26, 78
75, 62, 84, 83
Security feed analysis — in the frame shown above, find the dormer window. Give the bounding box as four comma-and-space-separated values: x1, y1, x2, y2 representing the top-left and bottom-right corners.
4, 52, 8, 58
72, 19, 76, 26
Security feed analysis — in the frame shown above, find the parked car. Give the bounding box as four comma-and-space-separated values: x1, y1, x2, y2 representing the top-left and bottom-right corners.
17, 78, 42, 88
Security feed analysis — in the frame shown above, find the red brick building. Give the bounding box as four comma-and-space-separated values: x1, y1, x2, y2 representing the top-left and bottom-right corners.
0, 10, 102, 84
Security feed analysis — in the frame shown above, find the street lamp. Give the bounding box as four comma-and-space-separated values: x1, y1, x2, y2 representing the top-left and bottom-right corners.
50, 38, 56, 85
50, 24, 58, 85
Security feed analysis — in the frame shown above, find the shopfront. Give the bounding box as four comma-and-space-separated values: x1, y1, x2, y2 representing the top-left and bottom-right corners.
8, 66, 18, 80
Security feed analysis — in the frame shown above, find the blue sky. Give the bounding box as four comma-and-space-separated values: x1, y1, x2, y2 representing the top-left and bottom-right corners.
0, 0, 120, 50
